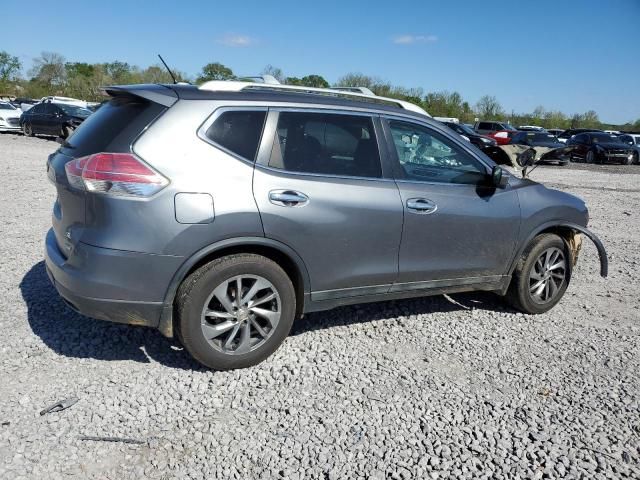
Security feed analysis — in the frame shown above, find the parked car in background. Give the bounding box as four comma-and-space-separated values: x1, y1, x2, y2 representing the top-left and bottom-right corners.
517, 125, 545, 131
547, 128, 564, 137
567, 132, 635, 164
44, 81, 607, 370
40, 96, 89, 108
0, 101, 22, 132
442, 121, 497, 151
557, 128, 602, 144
20, 102, 92, 138
10, 97, 38, 111
509, 131, 571, 165
474, 121, 518, 145
617, 134, 640, 164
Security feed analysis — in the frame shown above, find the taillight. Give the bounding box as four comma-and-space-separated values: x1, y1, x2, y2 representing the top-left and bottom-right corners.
64, 153, 168, 197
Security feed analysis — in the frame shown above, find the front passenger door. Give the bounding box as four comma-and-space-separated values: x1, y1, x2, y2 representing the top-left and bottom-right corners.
383, 118, 521, 290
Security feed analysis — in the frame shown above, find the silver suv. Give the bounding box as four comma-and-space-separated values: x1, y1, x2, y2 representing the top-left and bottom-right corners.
45, 82, 608, 370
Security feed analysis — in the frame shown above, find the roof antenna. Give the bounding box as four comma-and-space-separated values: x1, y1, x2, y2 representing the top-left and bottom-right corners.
158, 54, 177, 84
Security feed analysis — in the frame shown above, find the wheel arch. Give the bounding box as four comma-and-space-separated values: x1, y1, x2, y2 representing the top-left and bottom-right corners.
507, 222, 608, 278
158, 237, 311, 338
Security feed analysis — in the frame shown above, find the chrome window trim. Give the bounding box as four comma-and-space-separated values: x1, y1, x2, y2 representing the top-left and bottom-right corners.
255, 107, 390, 182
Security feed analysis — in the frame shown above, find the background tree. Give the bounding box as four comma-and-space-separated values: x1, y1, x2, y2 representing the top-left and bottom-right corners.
261, 64, 285, 83
0, 51, 21, 91
197, 62, 234, 83
28, 52, 66, 88
285, 74, 329, 88
475, 95, 503, 119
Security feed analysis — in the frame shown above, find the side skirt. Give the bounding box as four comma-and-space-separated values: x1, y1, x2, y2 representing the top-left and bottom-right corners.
304, 275, 510, 313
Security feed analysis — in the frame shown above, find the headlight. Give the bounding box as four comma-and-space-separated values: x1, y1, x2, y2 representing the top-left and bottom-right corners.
480, 137, 491, 143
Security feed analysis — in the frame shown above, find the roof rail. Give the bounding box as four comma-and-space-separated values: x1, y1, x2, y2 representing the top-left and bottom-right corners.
331, 86, 376, 96
235, 74, 281, 85
198, 81, 430, 117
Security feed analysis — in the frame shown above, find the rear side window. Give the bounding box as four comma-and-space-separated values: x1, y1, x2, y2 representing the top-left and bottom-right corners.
268, 111, 382, 178
61, 95, 166, 157
205, 110, 267, 162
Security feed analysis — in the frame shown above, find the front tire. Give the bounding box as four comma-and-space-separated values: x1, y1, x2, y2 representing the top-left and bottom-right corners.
22, 123, 34, 137
585, 150, 595, 164
506, 234, 571, 314
177, 254, 296, 370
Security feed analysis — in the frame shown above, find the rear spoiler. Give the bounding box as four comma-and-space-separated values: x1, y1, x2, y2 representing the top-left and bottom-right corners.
101, 84, 178, 108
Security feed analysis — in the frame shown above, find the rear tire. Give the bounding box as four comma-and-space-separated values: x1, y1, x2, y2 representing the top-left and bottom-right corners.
177, 254, 296, 370
506, 234, 571, 314
585, 150, 595, 164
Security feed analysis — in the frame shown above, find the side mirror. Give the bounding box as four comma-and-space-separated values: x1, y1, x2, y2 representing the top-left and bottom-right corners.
491, 166, 509, 188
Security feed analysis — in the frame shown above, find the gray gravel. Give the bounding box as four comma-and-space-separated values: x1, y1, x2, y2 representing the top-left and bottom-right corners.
1, 131, 639, 479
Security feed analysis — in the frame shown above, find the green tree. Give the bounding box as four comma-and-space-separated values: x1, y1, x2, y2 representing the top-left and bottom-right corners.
197, 62, 234, 82
0, 51, 21, 85
286, 74, 329, 88
103, 61, 134, 83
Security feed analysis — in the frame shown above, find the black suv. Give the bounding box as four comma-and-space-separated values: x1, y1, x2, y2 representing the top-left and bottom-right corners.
20, 102, 92, 138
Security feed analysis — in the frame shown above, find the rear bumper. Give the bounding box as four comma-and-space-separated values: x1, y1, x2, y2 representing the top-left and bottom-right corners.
44, 228, 183, 327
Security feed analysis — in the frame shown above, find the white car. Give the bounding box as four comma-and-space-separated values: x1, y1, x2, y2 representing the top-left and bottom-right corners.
0, 101, 22, 132
40, 96, 88, 108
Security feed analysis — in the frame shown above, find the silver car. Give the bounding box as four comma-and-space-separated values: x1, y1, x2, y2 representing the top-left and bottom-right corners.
45, 82, 608, 370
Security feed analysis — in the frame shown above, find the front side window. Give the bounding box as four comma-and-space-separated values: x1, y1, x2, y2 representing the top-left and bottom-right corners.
388, 120, 487, 185
268, 111, 382, 178
205, 110, 267, 162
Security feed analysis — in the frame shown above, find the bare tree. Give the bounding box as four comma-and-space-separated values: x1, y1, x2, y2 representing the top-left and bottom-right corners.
475, 95, 503, 119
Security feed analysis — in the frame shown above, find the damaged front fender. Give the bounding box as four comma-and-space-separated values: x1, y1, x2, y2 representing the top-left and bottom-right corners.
568, 224, 608, 278
484, 144, 573, 168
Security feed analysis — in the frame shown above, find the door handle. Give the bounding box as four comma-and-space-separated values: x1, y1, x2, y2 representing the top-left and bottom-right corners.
406, 198, 437, 214
269, 190, 309, 207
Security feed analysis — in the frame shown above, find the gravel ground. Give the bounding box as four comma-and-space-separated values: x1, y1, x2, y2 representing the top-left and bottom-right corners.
1, 132, 639, 479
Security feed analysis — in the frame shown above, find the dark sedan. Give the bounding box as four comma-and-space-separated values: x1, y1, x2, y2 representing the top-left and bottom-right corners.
20, 102, 92, 138
442, 121, 497, 151
567, 132, 635, 165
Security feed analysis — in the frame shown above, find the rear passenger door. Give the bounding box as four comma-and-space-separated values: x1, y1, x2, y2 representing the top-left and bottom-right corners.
253, 109, 404, 299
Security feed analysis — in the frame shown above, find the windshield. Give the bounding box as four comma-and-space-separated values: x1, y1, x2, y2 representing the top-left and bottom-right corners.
57, 104, 92, 118
454, 123, 476, 136
532, 133, 558, 142
500, 123, 517, 132
590, 133, 616, 143
0, 102, 17, 110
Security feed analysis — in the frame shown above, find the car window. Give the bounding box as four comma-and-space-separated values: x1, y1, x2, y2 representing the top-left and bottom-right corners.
30, 104, 43, 114
618, 135, 633, 145
205, 110, 267, 162
388, 120, 487, 185
478, 122, 491, 130
268, 111, 382, 178
572, 134, 586, 143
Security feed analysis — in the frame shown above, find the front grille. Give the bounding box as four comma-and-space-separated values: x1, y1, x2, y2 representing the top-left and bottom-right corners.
6, 118, 19, 126
607, 150, 628, 157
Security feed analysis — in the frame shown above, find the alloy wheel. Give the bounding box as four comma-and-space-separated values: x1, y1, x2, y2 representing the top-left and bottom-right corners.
528, 247, 567, 304
200, 275, 281, 355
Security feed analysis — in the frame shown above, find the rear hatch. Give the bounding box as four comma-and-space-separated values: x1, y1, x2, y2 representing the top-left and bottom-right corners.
47, 88, 174, 257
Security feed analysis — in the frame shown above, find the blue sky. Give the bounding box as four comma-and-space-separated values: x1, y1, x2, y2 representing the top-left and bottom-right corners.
3, 0, 639, 123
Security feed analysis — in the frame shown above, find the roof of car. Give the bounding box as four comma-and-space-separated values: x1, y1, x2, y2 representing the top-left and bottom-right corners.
104, 83, 432, 121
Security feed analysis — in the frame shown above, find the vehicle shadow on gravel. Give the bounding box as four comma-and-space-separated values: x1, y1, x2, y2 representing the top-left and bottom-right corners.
20, 262, 203, 370
21, 261, 515, 368
292, 290, 515, 336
